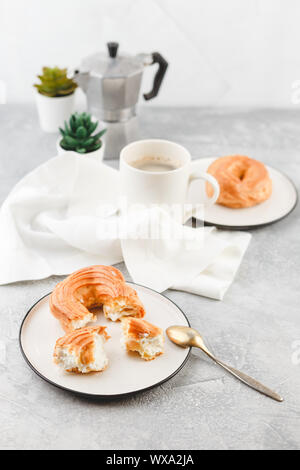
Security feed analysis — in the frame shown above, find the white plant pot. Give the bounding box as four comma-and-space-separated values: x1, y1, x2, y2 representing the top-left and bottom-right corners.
36, 92, 75, 133
56, 137, 105, 162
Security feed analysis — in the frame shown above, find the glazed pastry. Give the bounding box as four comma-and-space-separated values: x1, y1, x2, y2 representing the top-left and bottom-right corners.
50, 265, 145, 332
206, 155, 272, 208
121, 317, 164, 361
54, 326, 110, 374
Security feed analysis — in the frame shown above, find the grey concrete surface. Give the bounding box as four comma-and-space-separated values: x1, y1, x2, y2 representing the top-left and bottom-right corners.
0, 104, 299, 450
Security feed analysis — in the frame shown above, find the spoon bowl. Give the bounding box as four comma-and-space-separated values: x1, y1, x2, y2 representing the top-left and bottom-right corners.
166, 325, 210, 353
166, 325, 198, 347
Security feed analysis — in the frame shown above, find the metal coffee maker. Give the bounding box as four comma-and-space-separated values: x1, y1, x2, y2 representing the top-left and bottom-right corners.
74, 42, 168, 159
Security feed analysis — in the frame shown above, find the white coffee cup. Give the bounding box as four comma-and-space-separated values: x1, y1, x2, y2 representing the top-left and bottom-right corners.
120, 139, 219, 222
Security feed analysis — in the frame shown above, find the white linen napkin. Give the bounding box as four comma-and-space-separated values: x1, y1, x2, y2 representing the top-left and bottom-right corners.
0, 154, 251, 299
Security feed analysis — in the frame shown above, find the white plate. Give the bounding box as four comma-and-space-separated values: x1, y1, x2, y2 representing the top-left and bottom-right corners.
19, 284, 190, 398
189, 158, 298, 229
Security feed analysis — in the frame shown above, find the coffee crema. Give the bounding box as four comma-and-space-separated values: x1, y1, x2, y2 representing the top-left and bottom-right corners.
130, 156, 180, 173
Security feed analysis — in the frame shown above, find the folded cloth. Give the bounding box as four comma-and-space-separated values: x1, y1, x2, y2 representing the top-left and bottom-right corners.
122, 213, 251, 300
0, 154, 251, 299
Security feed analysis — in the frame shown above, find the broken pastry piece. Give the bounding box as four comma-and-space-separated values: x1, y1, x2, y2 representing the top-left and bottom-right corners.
54, 326, 110, 374
50, 265, 145, 332
121, 317, 164, 361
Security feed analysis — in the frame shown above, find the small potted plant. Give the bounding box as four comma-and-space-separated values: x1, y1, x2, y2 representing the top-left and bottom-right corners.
34, 67, 77, 133
57, 112, 106, 161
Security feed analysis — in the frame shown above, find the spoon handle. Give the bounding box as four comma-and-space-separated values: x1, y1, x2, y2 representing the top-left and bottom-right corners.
203, 350, 283, 402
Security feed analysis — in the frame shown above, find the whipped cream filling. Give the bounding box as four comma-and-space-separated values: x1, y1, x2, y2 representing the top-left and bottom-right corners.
140, 335, 164, 358
103, 301, 136, 322
71, 313, 95, 330
121, 329, 164, 360
55, 333, 108, 373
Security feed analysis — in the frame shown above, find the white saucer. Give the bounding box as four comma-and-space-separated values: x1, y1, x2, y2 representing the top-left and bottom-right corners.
189, 158, 298, 229
19, 283, 190, 398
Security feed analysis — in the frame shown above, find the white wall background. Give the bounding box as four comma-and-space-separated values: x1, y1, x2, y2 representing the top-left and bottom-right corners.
1, 0, 299, 107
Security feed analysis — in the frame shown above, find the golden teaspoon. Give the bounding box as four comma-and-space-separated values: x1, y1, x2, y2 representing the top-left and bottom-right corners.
166, 325, 283, 403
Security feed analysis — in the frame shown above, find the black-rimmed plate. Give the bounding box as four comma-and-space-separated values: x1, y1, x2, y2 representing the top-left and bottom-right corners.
19, 283, 191, 399
189, 158, 298, 230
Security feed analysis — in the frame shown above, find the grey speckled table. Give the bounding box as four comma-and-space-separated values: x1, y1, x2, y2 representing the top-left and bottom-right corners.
0, 104, 300, 450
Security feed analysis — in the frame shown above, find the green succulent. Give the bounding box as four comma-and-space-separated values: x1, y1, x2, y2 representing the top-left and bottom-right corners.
34, 67, 77, 97
59, 112, 106, 154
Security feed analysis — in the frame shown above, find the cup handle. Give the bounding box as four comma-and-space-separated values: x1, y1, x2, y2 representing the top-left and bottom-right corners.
188, 168, 220, 206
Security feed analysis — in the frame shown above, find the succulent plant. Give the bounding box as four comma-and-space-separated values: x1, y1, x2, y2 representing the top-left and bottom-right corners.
34, 67, 77, 97
59, 112, 106, 154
